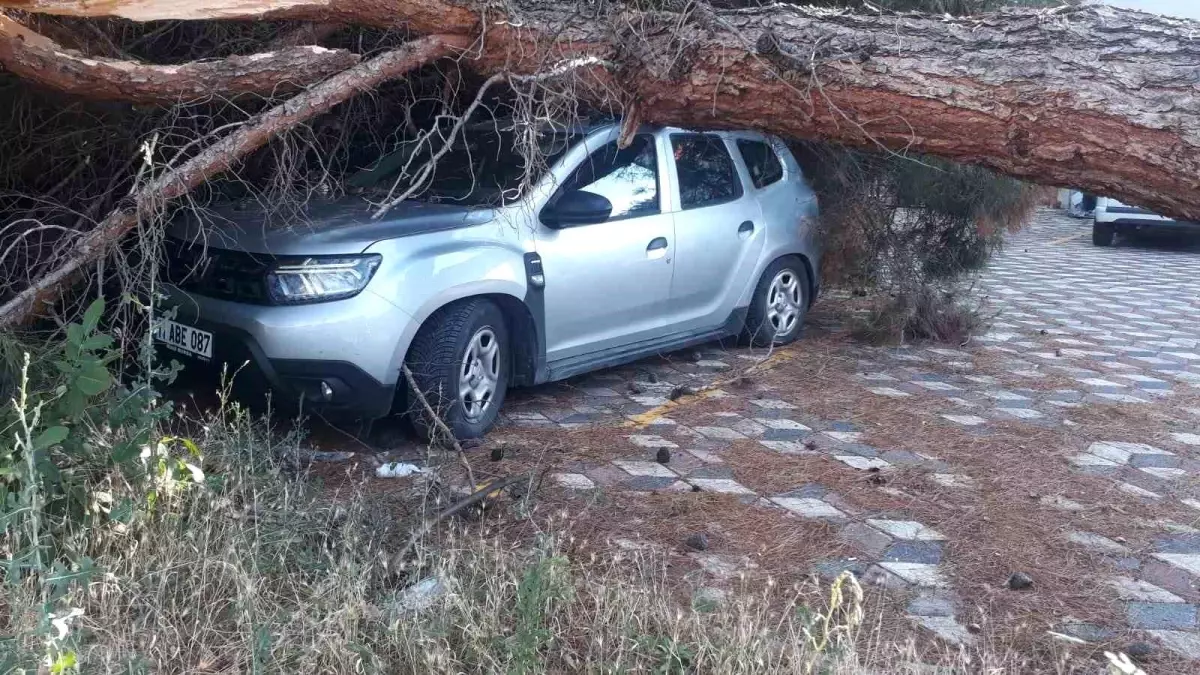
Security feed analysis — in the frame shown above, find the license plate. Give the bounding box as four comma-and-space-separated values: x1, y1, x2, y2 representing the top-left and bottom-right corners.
154, 320, 213, 359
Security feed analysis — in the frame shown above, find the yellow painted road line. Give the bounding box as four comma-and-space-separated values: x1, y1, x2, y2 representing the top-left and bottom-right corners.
625, 343, 804, 429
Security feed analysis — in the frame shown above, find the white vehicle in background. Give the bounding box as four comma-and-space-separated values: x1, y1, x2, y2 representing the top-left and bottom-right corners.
1092, 197, 1200, 246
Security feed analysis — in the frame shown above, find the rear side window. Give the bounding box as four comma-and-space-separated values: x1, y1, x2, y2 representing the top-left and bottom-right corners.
736, 139, 784, 189
671, 134, 743, 210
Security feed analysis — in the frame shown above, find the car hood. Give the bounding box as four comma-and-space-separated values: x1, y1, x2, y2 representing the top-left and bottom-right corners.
166, 197, 496, 255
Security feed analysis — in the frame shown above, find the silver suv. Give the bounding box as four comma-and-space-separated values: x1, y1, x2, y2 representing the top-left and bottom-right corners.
160, 122, 821, 438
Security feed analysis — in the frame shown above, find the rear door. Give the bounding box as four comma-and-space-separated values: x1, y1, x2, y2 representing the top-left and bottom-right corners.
535, 133, 677, 363
664, 132, 764, 332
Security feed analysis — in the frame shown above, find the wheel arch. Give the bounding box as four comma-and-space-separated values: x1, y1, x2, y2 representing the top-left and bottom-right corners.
756, 251, 817, 309
399, 290, 542, 389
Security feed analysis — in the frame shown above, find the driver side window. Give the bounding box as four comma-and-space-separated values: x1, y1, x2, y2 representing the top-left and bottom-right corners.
548, 134, 660, 223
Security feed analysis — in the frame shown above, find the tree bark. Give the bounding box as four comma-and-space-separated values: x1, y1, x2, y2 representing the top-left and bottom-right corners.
0, 34, 470, 328
3, 2, 1199, 220
0, 15, 362, 103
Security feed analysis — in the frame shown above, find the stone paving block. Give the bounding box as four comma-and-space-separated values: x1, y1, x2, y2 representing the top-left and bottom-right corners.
613, 460, 676, 478
651, 450, 705, 475
824, 431, 864, 443
1066, 531, 1129, 554
1093, 392, 1152, 404
759, 440, 814, 455
859, 372, 897, 381
1147, 629, 1200, 659
693, 426, 746, 441
883, 541, 944, 564
814, 559, 869, 581
1155, 535, 1200, 554
687, 465, 735, 480
929, 473, 977, 489
629, 395, 671, 407
834, 455, 891, 471
1172, 433, 1200, 446
1129, 453, 1182, 469
751, 398, 796, 410
551, 473, 596, 490
1154, 553, 1200, 578
1105, 576, 1184, 603
1056, 622, 1117, 642
621, 476, 679, 491
1118, 482, 1163, 500
771, 497, 845, 519
629, 435, 678, 449
730, 418, 767, 437
996, 407, 1045, 419
942, 414, 988, 426
586, 464, 633, 487
755, 417, 811, 431
838, 522, 892, 557
1090, 441, 1173, 463
685, 448, 724, 464
836, 443, 881, 458
869, 387, 911, 398
760, 427, 810, 442
879, 562, 948, 588
867, 519, 947, 541
880, 449, 927, 466
906, 592, 958, 617
1142, 467, 1189, 480
914, 380, 961, 392
909, 615, 974, 645
1068, 452, 1120, 468
688, 478, 756, 495
1126, 602, 1198, 630
985, 390, 1031, 401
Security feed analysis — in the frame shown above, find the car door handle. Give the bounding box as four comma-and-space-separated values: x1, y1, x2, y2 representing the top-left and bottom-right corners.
646, 237, 669, 260
738, 220, 755, 238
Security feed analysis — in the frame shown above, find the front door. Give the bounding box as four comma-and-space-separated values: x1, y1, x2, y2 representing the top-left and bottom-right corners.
536, 133, 676, 363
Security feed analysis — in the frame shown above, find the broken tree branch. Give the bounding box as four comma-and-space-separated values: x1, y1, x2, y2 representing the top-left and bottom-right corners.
0, 14, 361, 103
0, 33, 471, 328
390, 473, 528, 569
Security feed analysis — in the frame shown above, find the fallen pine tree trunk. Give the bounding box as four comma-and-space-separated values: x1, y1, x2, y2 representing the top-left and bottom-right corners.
4, 1, 1199, 221
0, 34, 470, 328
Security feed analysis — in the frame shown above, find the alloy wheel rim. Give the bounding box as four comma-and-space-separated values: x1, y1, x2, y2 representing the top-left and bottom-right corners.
459, 327, 500, 421
766, 269, 801, 337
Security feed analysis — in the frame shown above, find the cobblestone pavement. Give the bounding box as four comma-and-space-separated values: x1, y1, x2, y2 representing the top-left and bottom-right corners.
494, 211, 1200, 662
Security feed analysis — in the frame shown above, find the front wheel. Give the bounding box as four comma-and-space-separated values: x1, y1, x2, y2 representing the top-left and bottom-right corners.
742, 257, 810, 348
405, 299, 509, 441
1093, 223, 1115, 247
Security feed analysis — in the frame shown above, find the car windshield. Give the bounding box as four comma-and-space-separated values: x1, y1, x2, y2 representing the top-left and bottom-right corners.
349, 125, 581, 207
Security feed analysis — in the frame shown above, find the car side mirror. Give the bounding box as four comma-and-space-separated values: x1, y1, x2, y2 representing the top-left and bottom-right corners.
542, 190, 613, 228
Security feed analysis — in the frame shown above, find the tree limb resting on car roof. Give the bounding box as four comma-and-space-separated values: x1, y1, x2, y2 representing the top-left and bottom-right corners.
2, 1, 1199, 221
0, 14, 361, 103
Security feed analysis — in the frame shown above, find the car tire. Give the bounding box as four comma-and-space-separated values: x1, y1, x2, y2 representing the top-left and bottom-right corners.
1093, 223, 1115, 247
742, 257, 810, 348
404, 298, 509, 441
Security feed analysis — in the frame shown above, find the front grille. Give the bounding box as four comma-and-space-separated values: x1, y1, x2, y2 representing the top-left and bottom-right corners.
164, 238, 274, 304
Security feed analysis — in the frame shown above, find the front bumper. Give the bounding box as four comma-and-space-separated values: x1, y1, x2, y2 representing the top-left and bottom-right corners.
160, 285, 412, 419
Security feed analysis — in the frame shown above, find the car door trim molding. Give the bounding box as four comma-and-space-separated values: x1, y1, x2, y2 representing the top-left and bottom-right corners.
544, 307, 747, 381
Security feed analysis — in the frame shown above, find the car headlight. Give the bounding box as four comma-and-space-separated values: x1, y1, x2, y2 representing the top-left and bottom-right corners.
265, 254, 381, 305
